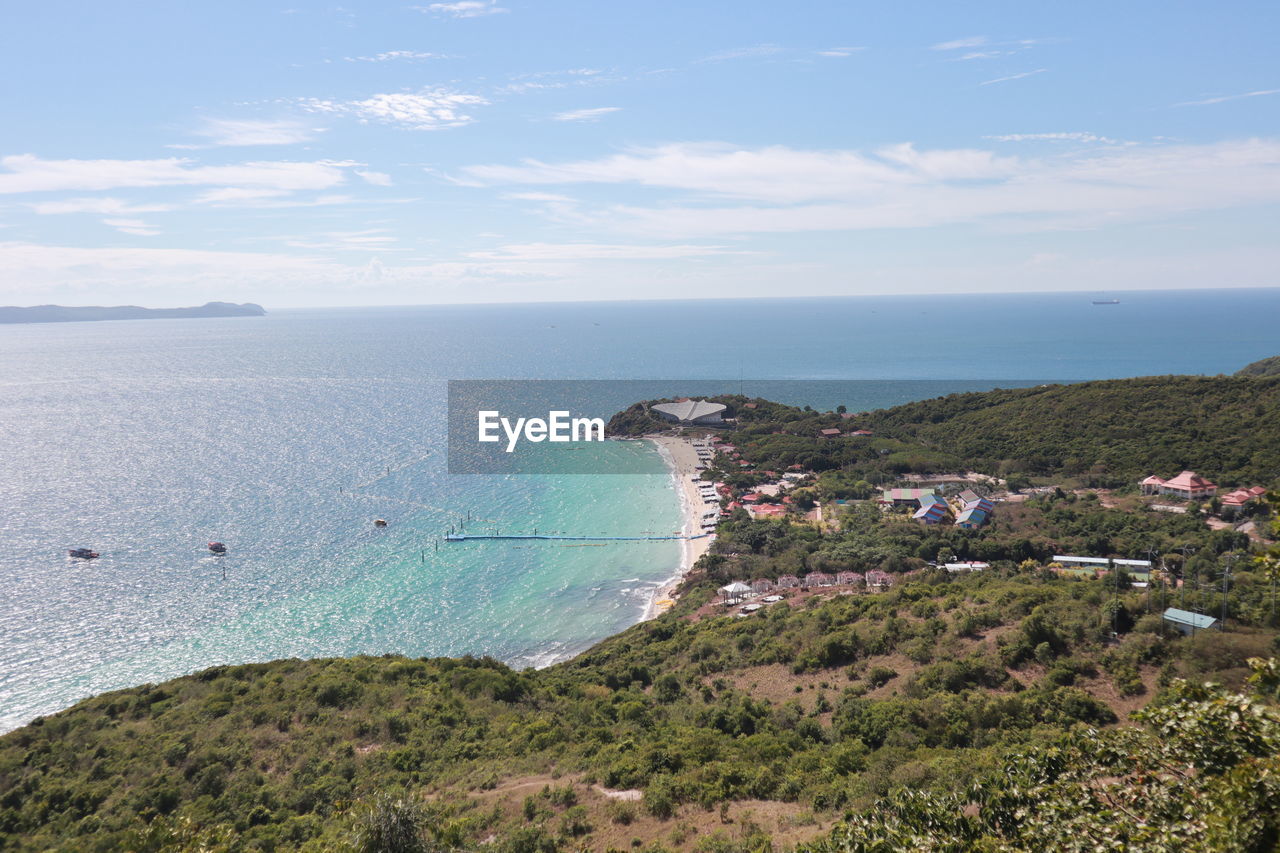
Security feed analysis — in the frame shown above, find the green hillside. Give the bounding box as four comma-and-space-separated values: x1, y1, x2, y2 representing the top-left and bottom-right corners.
1239, 355, 1280, 377
4, 378, 1280, 852
3, 563, 1278, 851
857, 376, 1280, 486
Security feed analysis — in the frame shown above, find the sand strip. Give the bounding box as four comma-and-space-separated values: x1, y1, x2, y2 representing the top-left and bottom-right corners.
643, 434, 716, 619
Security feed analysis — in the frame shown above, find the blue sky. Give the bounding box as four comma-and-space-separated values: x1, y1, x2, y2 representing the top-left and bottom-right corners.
1, 0, 1277, 306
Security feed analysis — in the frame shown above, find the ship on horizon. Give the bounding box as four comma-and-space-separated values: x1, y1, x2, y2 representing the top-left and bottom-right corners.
1092, 298, 1121, 305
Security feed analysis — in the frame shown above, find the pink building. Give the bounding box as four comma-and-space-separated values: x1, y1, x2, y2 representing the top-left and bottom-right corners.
1141, 471, 1217, 500
865, 570, 894, 589
1221, 485, 1267, 510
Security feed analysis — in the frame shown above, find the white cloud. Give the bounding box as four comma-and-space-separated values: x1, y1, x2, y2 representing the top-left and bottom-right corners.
698, 44, 782, 63
0, 155, 357, 195
0, 241, 569, 302
985, 132, 1124, 144
935, 36, 1047, 60
185, 118, 320, 147
980, 68, 1046, 86
1173, 88, 1280, 107
102, 218, 161, 236
458, 138, 1280, 238
931, 36, 988, 51
285, 228, 404, 251
31, 197, 172, 215
817, 47, 863, 57
345, 51, 441, 62
417, 1, 506, 18
355, 169, 393, 186
503, 191, 574, 202
461, 141, 1019, 203
298, 89, 488, 130
193, 188, 292, 205
467, 242, 741, 261
551, 107, 621, 122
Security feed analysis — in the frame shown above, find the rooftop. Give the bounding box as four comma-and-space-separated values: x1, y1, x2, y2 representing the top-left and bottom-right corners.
651, 399, 727, 422
1162, 607, 1218, 630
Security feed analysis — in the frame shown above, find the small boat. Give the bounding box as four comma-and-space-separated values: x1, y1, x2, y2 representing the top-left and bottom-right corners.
373, 518, 388, 528
1092, 299, 1120, 305
68, 548, 99, 559
208, 541, 227, 554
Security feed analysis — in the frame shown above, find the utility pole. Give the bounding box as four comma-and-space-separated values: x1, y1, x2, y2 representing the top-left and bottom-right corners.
1221, 554, 1238, 631
1179, 545, 1196, 610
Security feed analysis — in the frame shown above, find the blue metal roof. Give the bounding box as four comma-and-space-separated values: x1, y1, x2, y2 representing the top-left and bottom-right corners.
1162, 608, 1217, 629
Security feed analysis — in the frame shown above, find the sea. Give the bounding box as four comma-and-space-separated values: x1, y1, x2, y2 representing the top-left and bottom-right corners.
1, 289, 1278, 732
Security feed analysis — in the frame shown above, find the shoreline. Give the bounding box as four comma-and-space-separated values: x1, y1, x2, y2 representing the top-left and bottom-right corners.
643, 434, 715, 620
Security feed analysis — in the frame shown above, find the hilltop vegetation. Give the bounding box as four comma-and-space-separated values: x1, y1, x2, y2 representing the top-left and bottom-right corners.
649, 375, 1280, 489
3, 559, 1278, 851
4, 376, 1280, 851
0, 302, 265, 325
1239, 354, 1280, 377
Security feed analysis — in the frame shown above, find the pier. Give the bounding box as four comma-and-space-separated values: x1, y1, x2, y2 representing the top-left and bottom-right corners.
444, 532, 709, 543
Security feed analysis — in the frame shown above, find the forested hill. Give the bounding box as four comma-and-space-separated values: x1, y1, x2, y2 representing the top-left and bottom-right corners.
618, 375, 1280, 488
856, 375, 1280, 485
0, 302, 265, 324
1239, 354, 1280, 377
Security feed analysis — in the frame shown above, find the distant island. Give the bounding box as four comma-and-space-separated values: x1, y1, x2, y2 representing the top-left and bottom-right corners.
0, 301, 265, 325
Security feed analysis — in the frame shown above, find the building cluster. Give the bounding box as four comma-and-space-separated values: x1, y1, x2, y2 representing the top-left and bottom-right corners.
722, 568, 896, 605
882, 486, 993, 528
1139, 470, 1269, 515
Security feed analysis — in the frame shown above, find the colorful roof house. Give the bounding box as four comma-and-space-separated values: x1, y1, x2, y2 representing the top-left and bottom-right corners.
751, 578, 775, 593
776, 574, 800, 589
836, 571, 864, 586
955, 507, 989, 528
1141, 471, 1217, 500
914, 501, 949, 524
957, 488, 982, 504
748, 503, 787, 518
881, 487, 937, 506
820, 428, 842, 437
803, 571, 834, 588
865, 570, 894, 589
963, 497, 995, 514
740, 492, 762, 504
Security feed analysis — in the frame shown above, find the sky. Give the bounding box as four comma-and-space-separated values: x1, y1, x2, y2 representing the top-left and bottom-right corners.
0, 0, 1277, 307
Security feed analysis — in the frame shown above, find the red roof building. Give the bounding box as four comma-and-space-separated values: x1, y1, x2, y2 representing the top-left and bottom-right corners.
820, 428, 842, 437
1141, 471, 1217, 500
1221, 485, 1268, 508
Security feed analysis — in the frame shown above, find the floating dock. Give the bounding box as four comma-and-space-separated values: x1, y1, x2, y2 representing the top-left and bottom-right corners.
444, 532, 709, 543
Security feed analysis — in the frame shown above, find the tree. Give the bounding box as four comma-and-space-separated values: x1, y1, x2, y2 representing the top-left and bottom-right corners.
798, 660, 1280, 853
353, 795, 433, 853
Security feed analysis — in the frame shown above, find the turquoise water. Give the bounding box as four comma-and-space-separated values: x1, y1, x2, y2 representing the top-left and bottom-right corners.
1, 289, 1278, 731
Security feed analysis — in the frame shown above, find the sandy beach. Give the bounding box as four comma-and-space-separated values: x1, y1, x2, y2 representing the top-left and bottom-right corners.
643, 434, 716, 619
